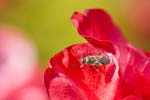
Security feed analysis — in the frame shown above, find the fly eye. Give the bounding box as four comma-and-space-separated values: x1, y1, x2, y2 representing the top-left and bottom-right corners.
98, 57, 110, 65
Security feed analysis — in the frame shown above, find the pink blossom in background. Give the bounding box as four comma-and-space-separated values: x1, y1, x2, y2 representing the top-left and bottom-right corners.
7, 71, 49, 100
0, 25, 38, 99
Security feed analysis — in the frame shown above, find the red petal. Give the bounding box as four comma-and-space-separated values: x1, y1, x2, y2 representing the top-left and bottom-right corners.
123, 95, 142, 100
122, 45, 150, 99
44, 42, 120, 100
84, 37, 120, 59
71, 9, 130, 74
145, 51, 150, 57
71, 9, 127, 45
44, 68, 88, 100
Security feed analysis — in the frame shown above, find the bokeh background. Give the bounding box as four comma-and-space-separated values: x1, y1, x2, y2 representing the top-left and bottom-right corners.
0, 0, 149, 64
0, 0, 150, 100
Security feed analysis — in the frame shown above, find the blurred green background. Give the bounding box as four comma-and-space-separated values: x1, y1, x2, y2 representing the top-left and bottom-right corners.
0, 0, 149, 65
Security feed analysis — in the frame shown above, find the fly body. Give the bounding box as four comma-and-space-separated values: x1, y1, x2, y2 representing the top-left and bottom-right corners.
80, 55, 110, 67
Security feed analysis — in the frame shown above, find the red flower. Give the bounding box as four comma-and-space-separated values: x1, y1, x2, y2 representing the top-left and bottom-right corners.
44, 9, 150, 100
